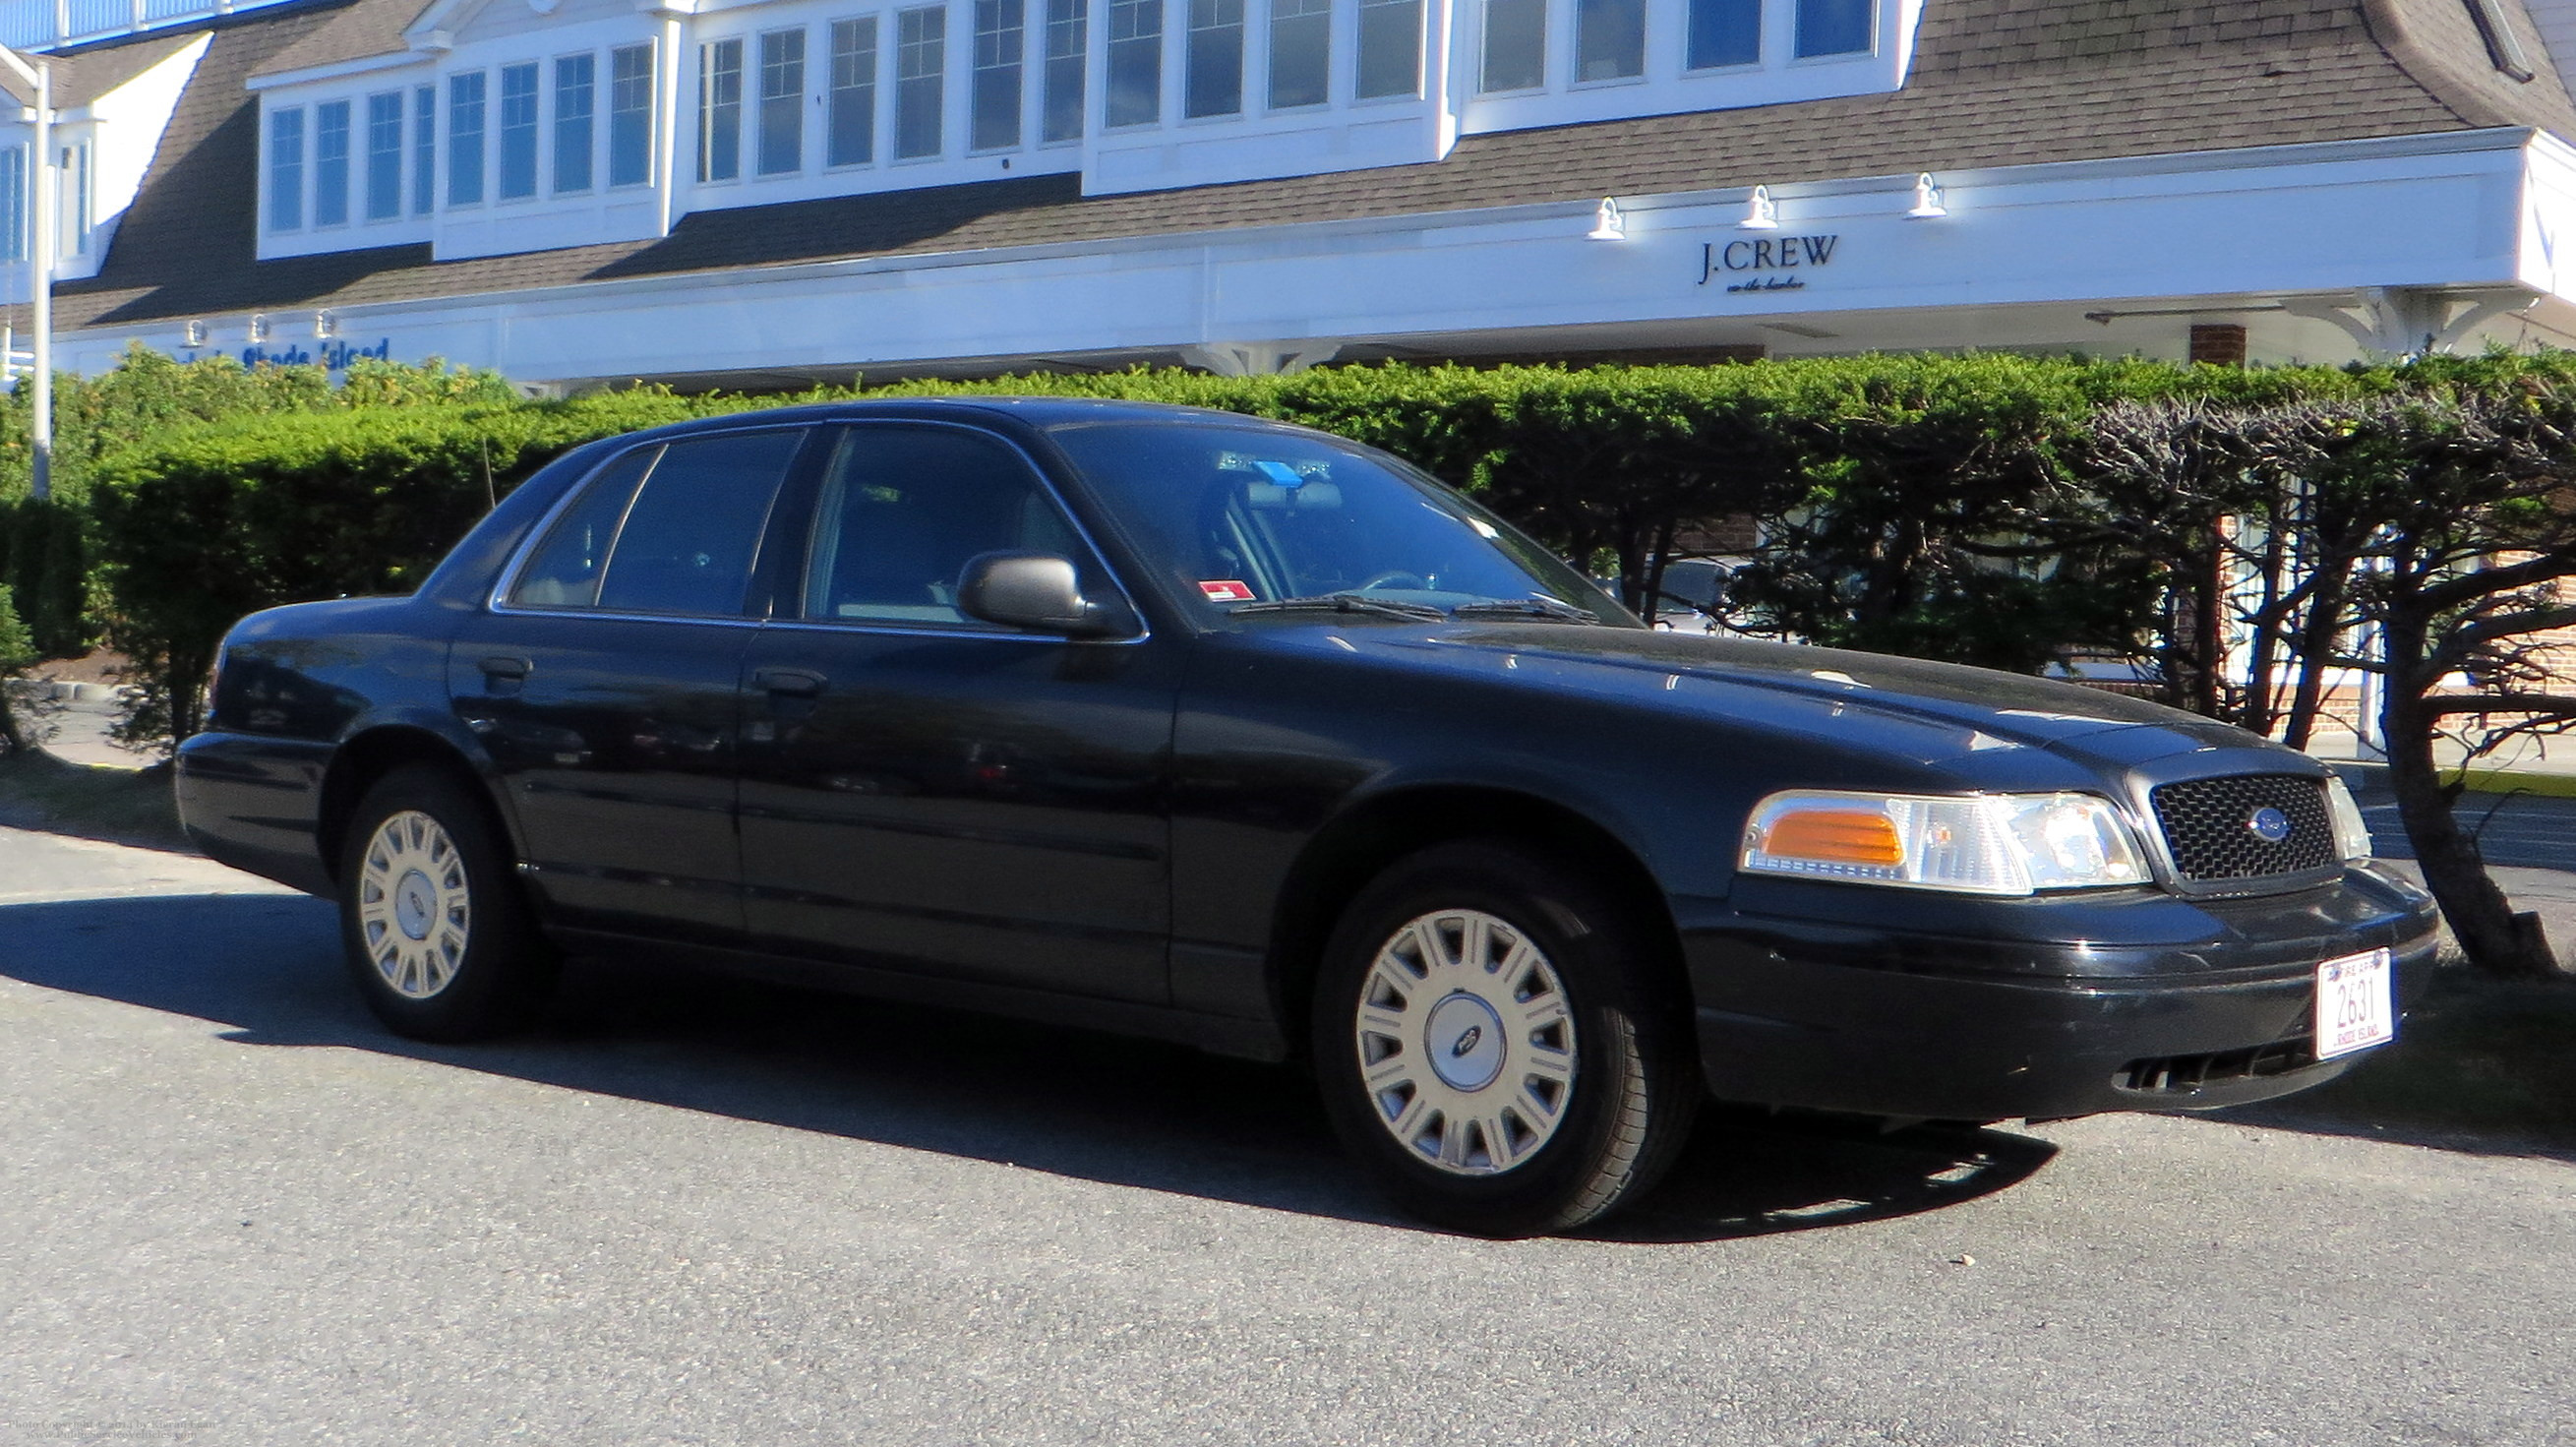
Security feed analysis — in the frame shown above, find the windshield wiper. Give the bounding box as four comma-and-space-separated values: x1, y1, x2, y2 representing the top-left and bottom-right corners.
1447, 597, 1599, 624
1229, 593, 1449, 622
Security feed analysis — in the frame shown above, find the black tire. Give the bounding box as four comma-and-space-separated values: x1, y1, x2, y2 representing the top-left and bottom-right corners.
1310, 840, 1700, 1236
336, 764, 555, 1042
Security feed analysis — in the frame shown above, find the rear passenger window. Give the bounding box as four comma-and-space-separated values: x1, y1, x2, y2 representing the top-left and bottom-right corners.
511, 447, 657, 608
512, 430, 805, 617
802, 426, 1108, 627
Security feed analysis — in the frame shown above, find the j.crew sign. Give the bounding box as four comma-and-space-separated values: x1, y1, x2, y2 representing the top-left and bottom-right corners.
1698, 234, 1840, 293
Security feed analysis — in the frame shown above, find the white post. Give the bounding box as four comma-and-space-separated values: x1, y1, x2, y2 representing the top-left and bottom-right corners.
29, 56, 50, 502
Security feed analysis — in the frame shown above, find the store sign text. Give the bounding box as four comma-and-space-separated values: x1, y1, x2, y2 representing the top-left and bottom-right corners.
1699, 235, 1840, 293
236, 338, 394, 371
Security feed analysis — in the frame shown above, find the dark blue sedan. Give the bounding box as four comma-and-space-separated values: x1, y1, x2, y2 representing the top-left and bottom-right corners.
176, 399, 2439, 1235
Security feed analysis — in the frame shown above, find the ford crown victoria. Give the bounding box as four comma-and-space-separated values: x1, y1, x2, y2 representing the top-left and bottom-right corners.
176, 399, 2440, 1235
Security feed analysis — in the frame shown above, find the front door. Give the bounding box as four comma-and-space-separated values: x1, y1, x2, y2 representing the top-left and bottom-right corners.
737, 422, 1180, 1003
450, 426, 814, 943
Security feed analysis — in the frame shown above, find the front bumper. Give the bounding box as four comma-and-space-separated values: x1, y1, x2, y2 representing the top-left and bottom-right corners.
1677, 865, 2442, 1121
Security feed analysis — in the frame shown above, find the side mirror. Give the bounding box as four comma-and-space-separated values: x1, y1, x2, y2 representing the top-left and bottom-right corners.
957, 552, 1122, 636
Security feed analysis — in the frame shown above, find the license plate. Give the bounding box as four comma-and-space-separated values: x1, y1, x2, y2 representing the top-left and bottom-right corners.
2314, 948, 2395, 1059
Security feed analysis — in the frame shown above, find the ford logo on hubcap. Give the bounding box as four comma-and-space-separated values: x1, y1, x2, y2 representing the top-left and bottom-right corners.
2247, 806, 2293, 844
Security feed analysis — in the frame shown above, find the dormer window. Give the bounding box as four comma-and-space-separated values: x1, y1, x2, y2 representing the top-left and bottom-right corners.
269, 107, 304, 230
1796, 0, 1873, 57
2464, 0, 2536, 82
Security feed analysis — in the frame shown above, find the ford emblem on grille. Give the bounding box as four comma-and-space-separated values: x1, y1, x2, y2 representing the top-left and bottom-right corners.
2247, 806, 2293, 844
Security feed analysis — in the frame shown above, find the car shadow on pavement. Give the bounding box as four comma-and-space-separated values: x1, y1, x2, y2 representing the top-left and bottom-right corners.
2, 891, 2059, 1243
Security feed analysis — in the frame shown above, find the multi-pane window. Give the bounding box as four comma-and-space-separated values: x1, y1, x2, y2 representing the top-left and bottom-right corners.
1185, 0, 1243, 117
556, 53, 596, 193
1107, 0, 1161, 126
1042, 0, 1084, 143
0, 146, 25, 262
610, 44, 654, 187
1354, 0, 1421, 97
829, 18, 878, 165
972, 0, 1024, 151
269, 106, 305, 230
365, 92, 403, 220
760, 29, 806, 173
1269, 0, 1329, 108
1687, 0, 1759, 67
313, 100, 350, 226
448, 72, 487, 205
896, 7, 945, 158
499, 62, 540, 198
699, 37, 745, 180
1795, 0, 1872, 56
1574, 0, 1643, 80
1480, 0, 1545, 90
412, 85, 436, 213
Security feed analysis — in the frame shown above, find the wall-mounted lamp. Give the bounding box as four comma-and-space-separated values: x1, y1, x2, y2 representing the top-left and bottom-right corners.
182, 319, 208, 347
248, 314, 271, 343
1907, 172, 1948, 219
314, 309, 338, 339
1588, 197, 1627, 241
1740, 185, 1780, 231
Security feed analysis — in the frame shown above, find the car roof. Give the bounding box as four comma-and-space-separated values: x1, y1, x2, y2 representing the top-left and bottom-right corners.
644, 394, 1308, 438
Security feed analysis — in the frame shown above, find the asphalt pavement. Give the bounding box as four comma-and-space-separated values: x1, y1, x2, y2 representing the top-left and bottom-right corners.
2358, 789, 2576, 872
2, 825, 2572, 1446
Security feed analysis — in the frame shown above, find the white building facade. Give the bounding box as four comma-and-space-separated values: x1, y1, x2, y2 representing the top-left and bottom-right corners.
14, 0, 2576, 385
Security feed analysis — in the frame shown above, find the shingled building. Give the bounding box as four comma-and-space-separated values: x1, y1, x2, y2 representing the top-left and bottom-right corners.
9, 0, 2576, 386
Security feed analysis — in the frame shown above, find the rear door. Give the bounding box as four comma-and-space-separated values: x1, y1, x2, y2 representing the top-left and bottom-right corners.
736, 421, 1182, 1003
450, 426, 814, 944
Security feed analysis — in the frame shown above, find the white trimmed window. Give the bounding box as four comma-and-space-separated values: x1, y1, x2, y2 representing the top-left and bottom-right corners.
829, 18, 878, 165
699, 37, 745, 181
269, 106, 305, 230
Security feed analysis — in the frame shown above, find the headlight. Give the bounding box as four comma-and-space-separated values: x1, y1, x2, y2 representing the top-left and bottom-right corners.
2323, 775, 2373, 862
1741, 789, 2153, 895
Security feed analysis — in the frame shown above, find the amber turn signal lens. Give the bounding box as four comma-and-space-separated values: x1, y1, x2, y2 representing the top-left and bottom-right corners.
1760, 809, 1904, 868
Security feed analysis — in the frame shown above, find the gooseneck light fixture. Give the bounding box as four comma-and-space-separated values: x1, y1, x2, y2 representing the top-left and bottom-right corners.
1740, 185, 1780, 230
1588, 197, 1627, 241
1907, 172, 1949, 219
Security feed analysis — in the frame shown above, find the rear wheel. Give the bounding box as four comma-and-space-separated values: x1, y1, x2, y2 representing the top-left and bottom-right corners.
337, 765, 554, 1042
1311, 841, 1699, 1236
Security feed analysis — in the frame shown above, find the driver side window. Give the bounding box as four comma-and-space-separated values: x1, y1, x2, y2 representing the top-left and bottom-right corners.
802, 425, 1112, 628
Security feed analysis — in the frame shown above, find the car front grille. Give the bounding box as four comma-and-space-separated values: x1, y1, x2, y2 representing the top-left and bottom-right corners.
2149, 773, 2337, 885
2116, 1035, 2316, 1095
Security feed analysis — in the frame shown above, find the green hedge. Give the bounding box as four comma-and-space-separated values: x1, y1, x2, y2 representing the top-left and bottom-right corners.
89, 388, 734, 740
61, 347, 2576, 752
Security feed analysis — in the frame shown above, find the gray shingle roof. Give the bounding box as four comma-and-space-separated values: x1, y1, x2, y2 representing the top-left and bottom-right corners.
248, 0, 432, 83
29, 0, 2576, 334
0, 32, 201, 109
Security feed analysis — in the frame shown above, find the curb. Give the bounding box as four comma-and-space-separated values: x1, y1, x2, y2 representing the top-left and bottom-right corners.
3, 679, 140, 706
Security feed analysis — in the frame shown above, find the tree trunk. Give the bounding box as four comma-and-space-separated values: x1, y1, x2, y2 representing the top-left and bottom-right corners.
2380, 609, 2559, 979
2279, 557, 2351, 752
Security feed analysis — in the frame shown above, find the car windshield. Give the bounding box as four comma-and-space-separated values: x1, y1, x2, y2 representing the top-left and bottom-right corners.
1046, 419, 1639, 626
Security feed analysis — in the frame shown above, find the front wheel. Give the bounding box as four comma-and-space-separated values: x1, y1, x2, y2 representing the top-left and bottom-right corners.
1311, 841, 1700, 1236
337, 765, 555, 1042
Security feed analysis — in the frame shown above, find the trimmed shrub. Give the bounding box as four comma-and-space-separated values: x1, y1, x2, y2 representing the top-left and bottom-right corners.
90, 389, 731, 743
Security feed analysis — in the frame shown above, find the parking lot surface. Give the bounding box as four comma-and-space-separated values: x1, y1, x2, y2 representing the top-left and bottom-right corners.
3, 825, 2571, 1446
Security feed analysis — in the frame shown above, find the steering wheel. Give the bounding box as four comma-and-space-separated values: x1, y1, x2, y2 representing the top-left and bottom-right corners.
1354, 571, 1427, 592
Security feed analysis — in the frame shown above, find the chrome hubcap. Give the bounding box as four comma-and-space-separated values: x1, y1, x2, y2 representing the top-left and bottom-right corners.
357, 811, 472, 999
1353, 908, 1577, 1176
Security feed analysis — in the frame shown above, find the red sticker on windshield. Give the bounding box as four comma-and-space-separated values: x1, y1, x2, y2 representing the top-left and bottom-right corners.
1199, 580, 1256, 602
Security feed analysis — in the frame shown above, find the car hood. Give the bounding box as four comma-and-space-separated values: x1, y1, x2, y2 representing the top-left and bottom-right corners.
1348, 623, 2280, 775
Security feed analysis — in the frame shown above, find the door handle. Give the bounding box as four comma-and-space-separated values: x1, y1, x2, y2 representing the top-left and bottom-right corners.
479, 655, 532, 682
752, 666, 827, 698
